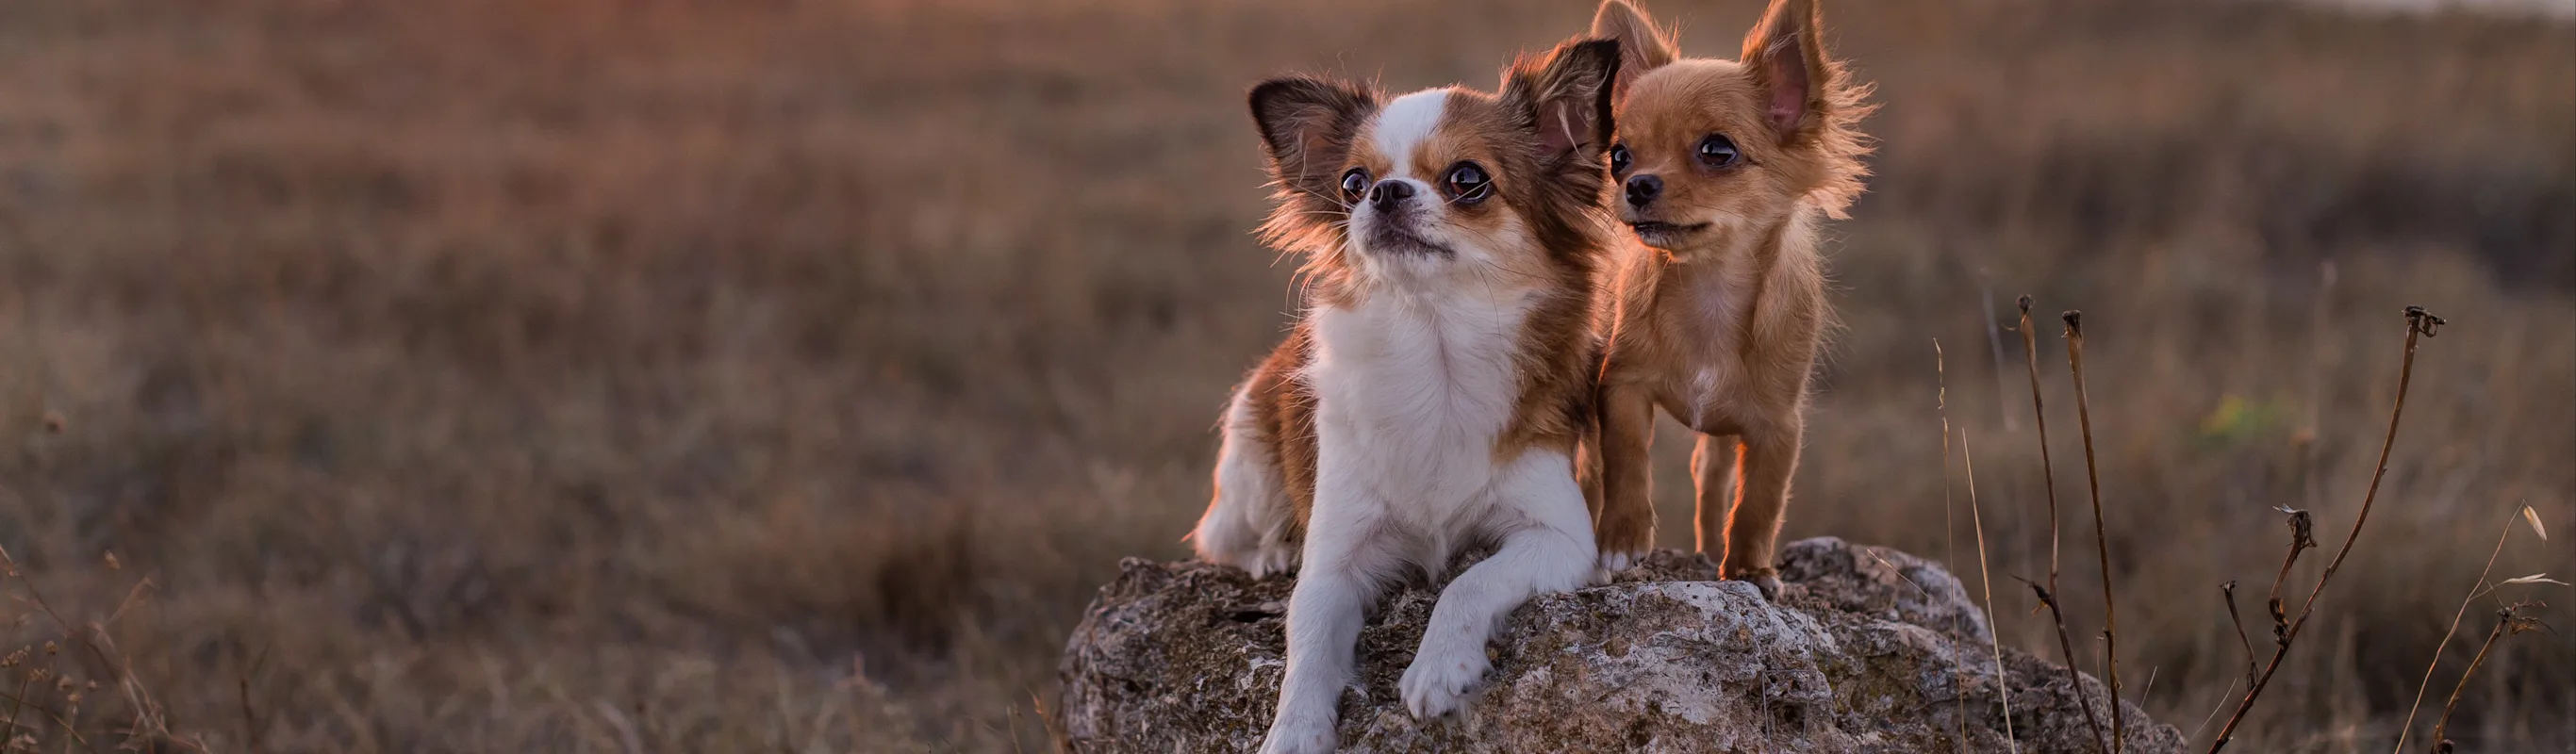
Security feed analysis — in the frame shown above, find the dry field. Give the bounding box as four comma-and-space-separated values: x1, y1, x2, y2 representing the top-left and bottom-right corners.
0, 0, 2568, 751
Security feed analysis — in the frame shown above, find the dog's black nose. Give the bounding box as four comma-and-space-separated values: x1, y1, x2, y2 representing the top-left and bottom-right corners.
1625, 174, 1662, 207
1366, 179, 1414, 212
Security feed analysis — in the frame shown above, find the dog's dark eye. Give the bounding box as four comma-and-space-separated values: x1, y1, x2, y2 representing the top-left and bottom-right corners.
1339, 168, 1370, 202
1609, 143, 1631, 174
1445, 162, 1492, 204
1696, 135, 1740, 168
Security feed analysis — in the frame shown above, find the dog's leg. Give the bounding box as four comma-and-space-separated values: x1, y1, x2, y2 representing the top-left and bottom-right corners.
1723, 422, 1800, 598
1690, 433, 1742, 557
1192, 386, 1299, 577
1258, 496, 1388, 754
1400, 451, 1596, 718
1592, 382, 1657, 572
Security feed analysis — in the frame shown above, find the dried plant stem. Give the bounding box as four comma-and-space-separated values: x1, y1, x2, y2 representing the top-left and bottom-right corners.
2063, 310, 2123, 752
1032, 690, 1067, 747
2207, 306, 2445, 752
2017, 300, 2064, 599
2221, 582, 2256, 685
2429, 604, 2543, 752
0, 549, 161, 753
2391, 514, 2514, 753
6, 675, 27, 750
1962, 429, 2016, 752
2262, 509, 2315, 638
0, 547, 133, 696
2428, 624, 2507, 752
0, 688, 92, 753
240, 675, 263, 754
1934, 340, 1968, 751
59, 686, 81, 754
2017, 296, 2107, 754
2186, 679, 2240, 745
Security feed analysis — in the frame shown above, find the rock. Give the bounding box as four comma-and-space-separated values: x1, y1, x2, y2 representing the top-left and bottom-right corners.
1059, 536, 2182, 753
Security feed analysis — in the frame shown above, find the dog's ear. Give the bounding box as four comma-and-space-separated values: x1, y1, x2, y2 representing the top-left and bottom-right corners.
1248, 77, 1378, 203
1741, 0, 1833, 144
1504, 38, 1621, 163
1591, 0, 1676, 97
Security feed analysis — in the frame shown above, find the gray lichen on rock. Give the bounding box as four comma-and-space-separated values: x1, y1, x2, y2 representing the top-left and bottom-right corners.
1060, 536, 2182, 753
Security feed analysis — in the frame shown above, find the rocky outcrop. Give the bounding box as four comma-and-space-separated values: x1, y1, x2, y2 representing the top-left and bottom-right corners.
1060, 537, 2181, 753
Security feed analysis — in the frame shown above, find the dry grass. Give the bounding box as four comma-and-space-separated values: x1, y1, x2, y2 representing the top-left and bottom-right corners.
0, 0, 2568, 751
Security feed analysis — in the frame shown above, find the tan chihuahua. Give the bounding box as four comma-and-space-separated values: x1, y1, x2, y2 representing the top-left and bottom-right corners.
1586, 0, 1873, 596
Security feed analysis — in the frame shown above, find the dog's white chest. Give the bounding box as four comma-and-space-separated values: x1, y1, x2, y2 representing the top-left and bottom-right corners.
1309, 292, 1532, 528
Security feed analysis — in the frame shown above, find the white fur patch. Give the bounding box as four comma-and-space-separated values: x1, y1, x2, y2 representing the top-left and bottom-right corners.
1261, 280, 1597, 752
1398, 449, 1593, 717
1369, 89, 1450, 177
1308, 287, 1537, 566
1194, 385, 1299, 577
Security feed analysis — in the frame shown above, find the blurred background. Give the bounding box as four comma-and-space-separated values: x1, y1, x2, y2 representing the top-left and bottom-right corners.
0, 0, 2568, 750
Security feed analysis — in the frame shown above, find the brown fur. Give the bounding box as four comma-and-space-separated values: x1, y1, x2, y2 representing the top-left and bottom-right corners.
1586, 0, 1874, 588
1239, 321, 1321, 542
1216, 39, 1624, 551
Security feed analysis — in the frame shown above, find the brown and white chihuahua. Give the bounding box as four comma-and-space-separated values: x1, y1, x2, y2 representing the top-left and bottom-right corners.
1587, 0, 1874, 596
1188, 39, 1624, 753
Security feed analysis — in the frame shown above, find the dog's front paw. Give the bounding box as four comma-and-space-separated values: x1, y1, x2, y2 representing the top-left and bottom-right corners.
1593, 516, 1652, 580
1398, 638, 1490, 719
1590, 549, 1646, 586
1243, 541, 1300, 579
1257, 715, 1339, 754
1725, 565, 1782, 600
1199, 537, 1300, 579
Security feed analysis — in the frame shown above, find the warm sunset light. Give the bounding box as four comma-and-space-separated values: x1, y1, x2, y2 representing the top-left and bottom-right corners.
0, 1, 2566, 751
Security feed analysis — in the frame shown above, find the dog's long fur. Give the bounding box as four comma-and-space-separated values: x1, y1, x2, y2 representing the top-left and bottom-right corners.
1188, 39, 1623, 754
1587, 0, 1874, 594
